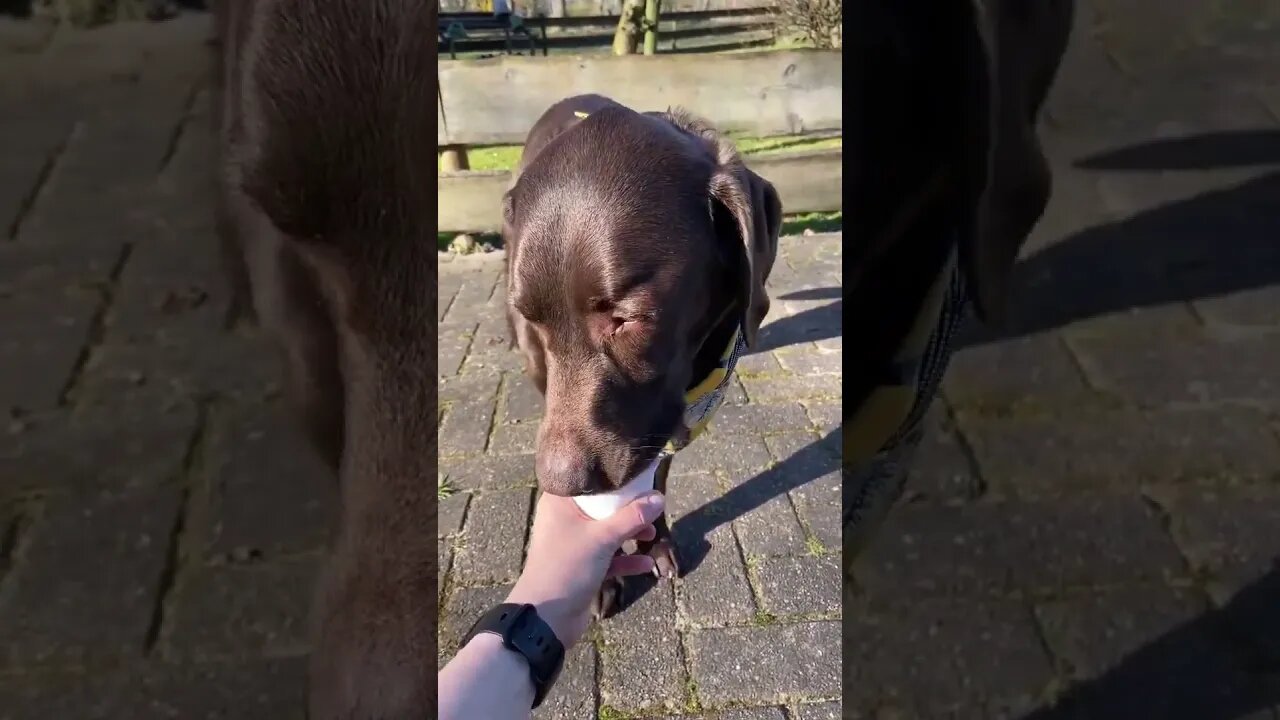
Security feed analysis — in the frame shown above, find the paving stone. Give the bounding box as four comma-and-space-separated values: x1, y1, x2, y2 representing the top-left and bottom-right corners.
1193, 285, 1280, 327
1034, 586, 1211, 679
687, 621, 840, 705
793, 701, 840, 720
959, 406, 1280, 495
438, 584, 513, 660
773, 345, 842, 375
461, 344, 526, 374
904, 407, 984, 504
667, 473, 756, 626
711, 403, 812, 437
439, 452, 536, 490
726, 432, 816, 557
80, 333, 277, 406
489, 419, 538, 455
1069, 326, 1280, 408
0, 289, 99, 414
801, 402, 839, 433
739, 373, 839, 405
857, 497, 1186, 597
0, 658, 307, 720
437, 321, 475, 377
787, 469, 841, 553
0, 484, 182, 669
168, 560, 318, 660
439, 372, 501, 457
600, 582, 686, 713
501, 372, 544, 424
673, 429, 773, 478
535, 643, 597, 720
207, 403, 338, 560
105, 232, 228, 346
735, 348, 782, 375
843, 598, 1053, 717
713, 708, 787, 720
944, 331, 1090, 408
1149, 486, 1280, 599
754, 553, 841, 618
438, 492, 470, 538
451, 489, 532, 586
0, 398, 197, 496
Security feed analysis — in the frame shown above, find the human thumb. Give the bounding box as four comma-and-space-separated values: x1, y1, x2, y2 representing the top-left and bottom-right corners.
599, 491, 665, 543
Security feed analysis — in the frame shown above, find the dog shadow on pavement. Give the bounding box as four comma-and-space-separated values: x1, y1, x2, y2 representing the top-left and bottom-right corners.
615, 425, 841, 611
1021, 568, 1280, 720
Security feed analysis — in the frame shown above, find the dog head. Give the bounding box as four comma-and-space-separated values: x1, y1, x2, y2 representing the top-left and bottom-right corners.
503, 97, 780, 496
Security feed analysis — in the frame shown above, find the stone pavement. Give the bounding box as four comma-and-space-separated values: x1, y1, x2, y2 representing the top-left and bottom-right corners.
0, 2, 1278, 719
843, 2, 1280, 717
438, 234, 843, 720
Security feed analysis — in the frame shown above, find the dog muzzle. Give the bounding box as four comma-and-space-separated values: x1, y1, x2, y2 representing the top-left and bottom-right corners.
658, 325, 746, 457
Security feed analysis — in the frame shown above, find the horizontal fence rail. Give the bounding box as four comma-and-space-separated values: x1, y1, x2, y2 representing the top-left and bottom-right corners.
438, 6, 778, 55
438, 50, 842, 145
439, 147, 842, 233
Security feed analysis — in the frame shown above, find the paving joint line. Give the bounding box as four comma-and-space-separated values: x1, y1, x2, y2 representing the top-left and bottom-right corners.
146, 397, 214, 658
57, 241, 134, 408
157, 78, 204, 175
6, 120, 78, 242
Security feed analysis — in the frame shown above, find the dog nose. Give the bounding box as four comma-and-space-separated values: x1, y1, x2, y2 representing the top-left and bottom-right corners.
536, 450, 606, 496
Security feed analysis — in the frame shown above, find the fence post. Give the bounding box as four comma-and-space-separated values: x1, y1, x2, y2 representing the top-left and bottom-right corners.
440, 146, 471, 172
642, 0, 661, 55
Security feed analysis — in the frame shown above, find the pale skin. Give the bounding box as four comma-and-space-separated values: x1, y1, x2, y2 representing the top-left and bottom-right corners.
438, 491, 666, 720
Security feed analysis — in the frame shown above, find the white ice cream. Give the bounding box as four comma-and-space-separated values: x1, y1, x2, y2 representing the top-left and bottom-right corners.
571, 457, 661, 520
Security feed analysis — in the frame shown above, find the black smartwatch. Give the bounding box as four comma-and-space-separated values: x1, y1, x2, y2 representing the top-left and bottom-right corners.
459, 603, 565, 708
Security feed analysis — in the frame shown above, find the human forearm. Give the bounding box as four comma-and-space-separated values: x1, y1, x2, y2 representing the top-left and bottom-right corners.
438, 633, 536, 720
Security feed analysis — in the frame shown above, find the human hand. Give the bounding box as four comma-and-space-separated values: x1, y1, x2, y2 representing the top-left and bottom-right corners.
505, 490, 665, 648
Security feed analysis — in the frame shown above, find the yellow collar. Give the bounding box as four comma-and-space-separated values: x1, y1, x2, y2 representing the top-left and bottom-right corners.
662, 326, 745, 454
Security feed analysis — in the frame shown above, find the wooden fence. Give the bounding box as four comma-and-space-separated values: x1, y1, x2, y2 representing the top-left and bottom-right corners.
438, 6, 779, 56
438, 50, 843, 233
438, 50, 841, 145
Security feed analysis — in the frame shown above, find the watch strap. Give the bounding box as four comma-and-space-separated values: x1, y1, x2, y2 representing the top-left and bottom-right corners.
459, 603, 565, 708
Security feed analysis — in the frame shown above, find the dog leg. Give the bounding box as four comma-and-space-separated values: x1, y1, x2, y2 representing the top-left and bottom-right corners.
592, 550, 627, 620
635, 456, 680, 579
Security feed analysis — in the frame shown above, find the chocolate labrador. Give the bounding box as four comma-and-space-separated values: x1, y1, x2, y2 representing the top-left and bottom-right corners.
214, 0, 437, 717
502, 94, 781, 615
843, 0, 1074, 565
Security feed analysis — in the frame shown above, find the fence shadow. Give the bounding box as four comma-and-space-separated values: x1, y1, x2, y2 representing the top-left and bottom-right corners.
1020, 569, 1280, 720
958, 129, 1280, 347
753, 286, 842, 354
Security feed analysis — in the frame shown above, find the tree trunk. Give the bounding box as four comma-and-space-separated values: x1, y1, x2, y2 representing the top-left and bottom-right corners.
611, 0, 644, 55
642, 0, 660, 55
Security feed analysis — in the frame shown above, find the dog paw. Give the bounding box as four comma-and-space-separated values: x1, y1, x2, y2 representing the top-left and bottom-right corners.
591, 576, 625, 620
647, 538, 680, 580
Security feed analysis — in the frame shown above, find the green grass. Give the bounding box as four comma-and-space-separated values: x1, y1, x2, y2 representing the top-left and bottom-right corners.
437, 474, 456, 500
781, 211, 842, 236
437, 210, 842, 253
441, 133, 841, 173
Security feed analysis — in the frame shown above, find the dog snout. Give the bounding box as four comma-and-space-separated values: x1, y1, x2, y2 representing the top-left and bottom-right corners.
536, 428, 609, 496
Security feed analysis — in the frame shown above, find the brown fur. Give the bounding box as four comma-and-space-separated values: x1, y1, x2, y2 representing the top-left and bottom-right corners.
213, 0, 438, 717
502, 95, 781, 612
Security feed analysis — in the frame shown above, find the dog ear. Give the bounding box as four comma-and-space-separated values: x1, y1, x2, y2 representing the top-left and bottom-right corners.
709, 163, 782, 348
955, 0, 1071, 325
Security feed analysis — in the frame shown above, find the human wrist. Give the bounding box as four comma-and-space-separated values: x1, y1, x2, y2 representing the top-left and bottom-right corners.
504, 584, 578, 647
